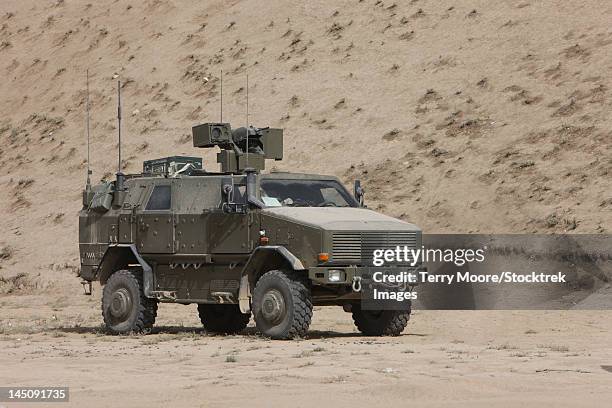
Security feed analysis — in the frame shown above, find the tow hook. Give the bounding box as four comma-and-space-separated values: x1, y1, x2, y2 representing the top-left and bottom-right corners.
351, 276, 362, 292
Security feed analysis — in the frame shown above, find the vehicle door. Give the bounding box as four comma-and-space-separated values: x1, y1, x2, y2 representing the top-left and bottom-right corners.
208, 177, 252, 254
136, 181, 175, 253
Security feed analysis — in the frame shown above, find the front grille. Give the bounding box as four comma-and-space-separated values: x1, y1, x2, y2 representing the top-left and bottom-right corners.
332, 231, 419, 265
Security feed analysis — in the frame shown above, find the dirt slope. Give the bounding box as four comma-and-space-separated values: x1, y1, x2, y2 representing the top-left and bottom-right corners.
0, 0, 610, 290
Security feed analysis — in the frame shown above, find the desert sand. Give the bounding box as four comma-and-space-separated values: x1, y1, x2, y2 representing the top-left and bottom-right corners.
2, 293, 612, 408
0, 0, 611, 406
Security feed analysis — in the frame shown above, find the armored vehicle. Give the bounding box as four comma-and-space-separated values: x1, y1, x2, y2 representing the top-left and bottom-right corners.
79, 122, 423, 339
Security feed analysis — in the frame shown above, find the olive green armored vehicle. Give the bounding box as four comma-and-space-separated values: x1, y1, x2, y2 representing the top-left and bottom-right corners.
79, 122, 423, 339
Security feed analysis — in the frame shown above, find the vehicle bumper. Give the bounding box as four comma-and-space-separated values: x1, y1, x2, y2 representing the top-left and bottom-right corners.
308, 265, 427, 285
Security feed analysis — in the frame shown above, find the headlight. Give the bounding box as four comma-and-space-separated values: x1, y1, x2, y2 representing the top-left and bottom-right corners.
328, 269, 346, 282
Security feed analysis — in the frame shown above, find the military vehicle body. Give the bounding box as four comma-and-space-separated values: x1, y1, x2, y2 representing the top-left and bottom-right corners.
79, 123, 423, 339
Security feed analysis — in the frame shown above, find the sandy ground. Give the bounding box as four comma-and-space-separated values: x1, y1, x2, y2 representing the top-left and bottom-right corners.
2, 290, 612, 408
1, 0, 611, 289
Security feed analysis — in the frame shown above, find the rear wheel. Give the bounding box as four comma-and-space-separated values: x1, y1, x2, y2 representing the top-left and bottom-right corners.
352, 303, 411, 336
252, 270, 312, 339
197, 304, 250, 334
102, 269, 157, 334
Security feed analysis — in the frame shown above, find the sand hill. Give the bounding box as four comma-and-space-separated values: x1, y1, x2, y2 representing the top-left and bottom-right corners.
0, 0, 610, 290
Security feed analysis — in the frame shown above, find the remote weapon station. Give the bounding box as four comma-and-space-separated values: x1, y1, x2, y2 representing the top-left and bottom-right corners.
79, 77, 423, 339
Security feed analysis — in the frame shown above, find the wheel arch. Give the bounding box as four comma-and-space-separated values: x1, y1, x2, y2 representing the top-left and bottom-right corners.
238, 246, 306, 313
97, 244, 154, 298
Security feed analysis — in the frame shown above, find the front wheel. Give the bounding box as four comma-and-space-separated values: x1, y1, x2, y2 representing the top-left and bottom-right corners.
352, 304, 411, 336
101, 269, 157, 334
252, 270, 313, 339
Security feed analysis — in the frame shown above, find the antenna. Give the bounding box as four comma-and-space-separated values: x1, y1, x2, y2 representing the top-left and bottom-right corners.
246, 74, 249, 165
85, 69, 92, 190
117, 80, 122, 174
116, 80, 125, 191
220, 69, 223, 122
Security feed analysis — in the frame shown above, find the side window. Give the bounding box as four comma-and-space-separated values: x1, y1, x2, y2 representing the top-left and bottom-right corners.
145, 185, 171, 210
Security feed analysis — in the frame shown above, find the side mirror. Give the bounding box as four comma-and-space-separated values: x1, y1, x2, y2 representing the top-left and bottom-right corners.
354, 180, 365, 207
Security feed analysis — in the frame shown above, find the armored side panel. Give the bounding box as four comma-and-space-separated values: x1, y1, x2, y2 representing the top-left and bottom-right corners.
172, 176, 224, 254
208, 212, 253, 253
79, 210, 109, 280
89, 182, 114, 212
217, 150, 238, 173
216, 151, 265, 172
261, 128, 283, 160
118, 179, 150, 243
237, 154, 265, 170
192, 123, 232, 148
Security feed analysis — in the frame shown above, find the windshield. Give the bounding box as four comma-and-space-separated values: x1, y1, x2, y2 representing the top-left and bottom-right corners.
260, 179, 358, 207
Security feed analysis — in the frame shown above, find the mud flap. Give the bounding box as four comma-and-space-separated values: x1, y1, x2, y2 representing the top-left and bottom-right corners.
132, 247, 154, 298
238, 246, 306, 313
238, 275, 250, 313
97, 244, 155, 298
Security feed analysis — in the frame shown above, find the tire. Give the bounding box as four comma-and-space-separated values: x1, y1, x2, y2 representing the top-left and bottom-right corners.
197, 304, 250, 334
102, 269, 157, 334
252, 270, 313, 339
352, 303, 411, 336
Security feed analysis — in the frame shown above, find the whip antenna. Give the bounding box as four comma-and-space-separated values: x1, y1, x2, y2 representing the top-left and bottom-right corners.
85, 69, 92, 189
117, 80, 122, 174
246, 74, 249, 166
116, 80, 125, 190
220, 69, 223, 122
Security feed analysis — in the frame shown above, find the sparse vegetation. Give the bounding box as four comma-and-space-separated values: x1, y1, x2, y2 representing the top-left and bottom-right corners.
0, 273, 29, 294
0, 246, 13, 260
488, 343, 519, 351
539, 344, 570, 352
382, 128, 402, 141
